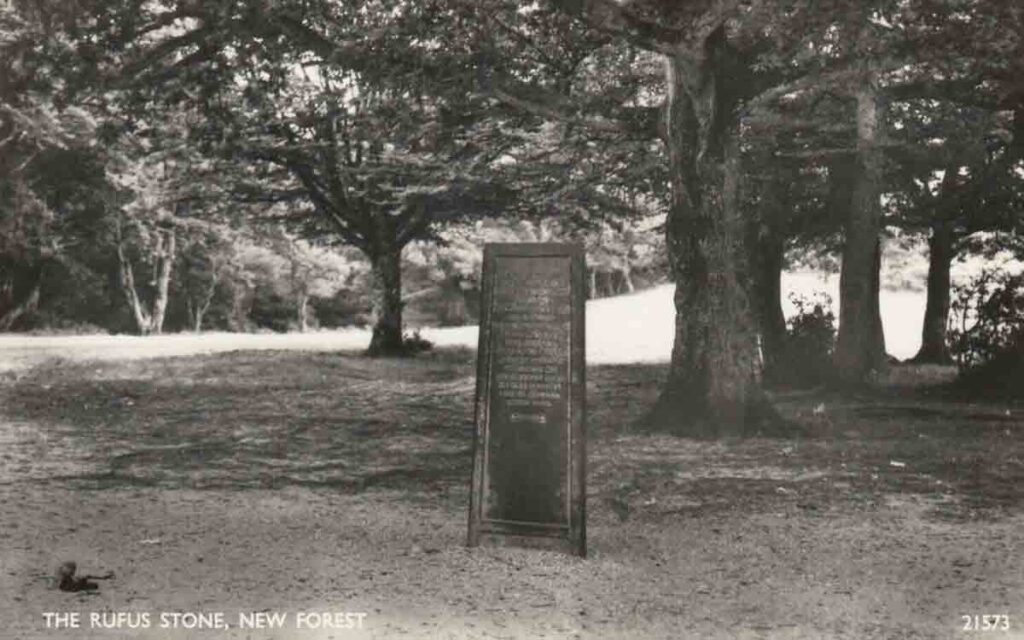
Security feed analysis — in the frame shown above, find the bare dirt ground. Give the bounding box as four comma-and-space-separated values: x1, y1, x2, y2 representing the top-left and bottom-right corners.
2, 341, 1023, 639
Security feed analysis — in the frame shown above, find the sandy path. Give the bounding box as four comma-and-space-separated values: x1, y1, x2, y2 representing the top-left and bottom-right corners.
4, 482, 1022, 640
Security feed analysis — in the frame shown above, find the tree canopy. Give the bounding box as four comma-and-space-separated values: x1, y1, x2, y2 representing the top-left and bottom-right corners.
1, 0, 1021, 431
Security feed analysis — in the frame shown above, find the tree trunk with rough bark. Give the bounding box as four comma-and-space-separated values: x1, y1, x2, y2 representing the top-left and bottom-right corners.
366, 242, 404, 356
643, 46, 782, 437
913, 219, 955, 363
750, 227, 787, 382
834, 77, 887, 384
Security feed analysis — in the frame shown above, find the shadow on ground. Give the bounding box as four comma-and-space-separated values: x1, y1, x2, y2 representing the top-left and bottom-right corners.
2, 351, 1023, 521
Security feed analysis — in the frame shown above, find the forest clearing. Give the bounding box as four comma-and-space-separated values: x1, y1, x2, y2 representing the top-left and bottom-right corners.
2, 285, 1023, 639
3, 0, 1024, 637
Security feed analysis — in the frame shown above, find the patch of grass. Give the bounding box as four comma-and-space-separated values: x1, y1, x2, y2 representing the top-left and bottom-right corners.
881, 363, 958, 388
2, 351, 477, 493
953, 348, 1024, 401
1, 350, 1022, 523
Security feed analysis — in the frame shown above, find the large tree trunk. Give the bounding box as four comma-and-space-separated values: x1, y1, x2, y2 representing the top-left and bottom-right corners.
750, 226, 787, 383
643, 46, 782, 437
870, 238, 885, 360
834, 77, 887, 384
366, 243, 404, 356
913, 219, 955, 363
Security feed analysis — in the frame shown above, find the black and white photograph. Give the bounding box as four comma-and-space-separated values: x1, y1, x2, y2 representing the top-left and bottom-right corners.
1, 0, 1022, 638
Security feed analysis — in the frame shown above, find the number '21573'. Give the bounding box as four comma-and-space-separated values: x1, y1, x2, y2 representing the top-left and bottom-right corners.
962, 615, 1010, 631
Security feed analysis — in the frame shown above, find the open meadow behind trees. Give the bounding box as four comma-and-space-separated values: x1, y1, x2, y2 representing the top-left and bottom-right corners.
2, 276, 1024, 640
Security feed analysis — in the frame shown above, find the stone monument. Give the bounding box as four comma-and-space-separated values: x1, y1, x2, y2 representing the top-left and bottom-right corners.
467, 243, 586, 556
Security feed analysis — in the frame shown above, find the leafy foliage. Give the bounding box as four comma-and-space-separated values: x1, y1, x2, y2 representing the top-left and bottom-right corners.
0, 0, 1019, 399
948, 269, 1024, 370
401, 329, 435, 355
773, 292, 837, 388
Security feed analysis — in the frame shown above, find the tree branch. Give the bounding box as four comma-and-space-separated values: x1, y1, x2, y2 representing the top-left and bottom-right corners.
549, 0, 684, 54
490, 79, 660, 138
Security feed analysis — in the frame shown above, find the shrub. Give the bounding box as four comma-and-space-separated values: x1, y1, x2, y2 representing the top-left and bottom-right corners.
773, 292, 837, 388
948, 270, 1024, 371
948, 270, 1024, 396
402, 329, 434, 354
311, 289, 372, 328
22, 317, 110, 336
249, 289, 294, 333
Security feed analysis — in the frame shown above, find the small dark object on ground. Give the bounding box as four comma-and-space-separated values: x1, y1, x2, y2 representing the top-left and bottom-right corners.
56, 561, 114, 592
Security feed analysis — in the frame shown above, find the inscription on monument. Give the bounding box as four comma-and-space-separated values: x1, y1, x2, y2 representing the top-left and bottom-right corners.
467, 243, 586, 556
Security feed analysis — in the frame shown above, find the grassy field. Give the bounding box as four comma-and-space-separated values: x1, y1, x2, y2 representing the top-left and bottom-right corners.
0, 271, 949, 372
2, 347, 1023, 639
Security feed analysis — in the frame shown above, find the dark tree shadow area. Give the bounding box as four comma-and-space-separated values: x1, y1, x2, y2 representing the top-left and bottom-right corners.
1, 350, 478, 495
2, 351, 1022, 521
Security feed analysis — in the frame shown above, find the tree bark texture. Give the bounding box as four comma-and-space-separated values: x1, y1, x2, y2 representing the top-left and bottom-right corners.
644, 48, 778, 437
913, 219, 955, 363
366, 242, 404, 356
750, 226, 787, 382
834, 78, 887, 383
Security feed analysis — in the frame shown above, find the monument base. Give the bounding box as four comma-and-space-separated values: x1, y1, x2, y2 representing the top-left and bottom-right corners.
468, 531, 586, 557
